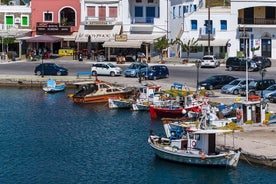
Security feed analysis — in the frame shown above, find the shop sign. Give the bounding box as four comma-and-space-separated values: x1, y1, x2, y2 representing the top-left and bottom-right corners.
115, 34, 127, 41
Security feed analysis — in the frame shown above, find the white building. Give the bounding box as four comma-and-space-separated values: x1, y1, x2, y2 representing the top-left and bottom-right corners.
77, 0, 168, 60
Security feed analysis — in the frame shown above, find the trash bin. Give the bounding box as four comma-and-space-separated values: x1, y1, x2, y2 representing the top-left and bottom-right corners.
78, 53, 83, 61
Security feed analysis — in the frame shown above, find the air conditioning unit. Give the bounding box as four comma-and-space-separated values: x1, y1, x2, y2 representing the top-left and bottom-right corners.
15, 17, 21, 24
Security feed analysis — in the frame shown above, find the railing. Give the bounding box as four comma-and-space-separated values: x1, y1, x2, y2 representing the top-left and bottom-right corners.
132, 17, 154, 24
238, 18, 276, 25
84, 17, 116, 25
0, 24, 18, 31
198, 27, 215, 40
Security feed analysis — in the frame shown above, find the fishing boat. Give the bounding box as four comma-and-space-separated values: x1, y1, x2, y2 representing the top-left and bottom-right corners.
148, 120, 241, 168
72, 80, 134, 103
43, 79, 66, 93
149, 95, 204, 119
108, 84, 162, 110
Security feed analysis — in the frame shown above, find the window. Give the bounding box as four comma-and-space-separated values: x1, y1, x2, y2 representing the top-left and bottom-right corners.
135, 6, 143, 17
21, 15, 28, 26
173, 7, 176, 19
136, 0, 142, 2
44, 12, 53, 22
109, 6, 117, 17
191, 20, 197, 30
179, 6, 181, 17
87, 6, 95, 17
193, 5, 197, 11
148, 0, 153, 3
221, 20, 227, 30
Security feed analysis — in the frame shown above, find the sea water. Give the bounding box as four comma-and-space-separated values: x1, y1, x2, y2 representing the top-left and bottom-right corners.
0, 88, 275, 184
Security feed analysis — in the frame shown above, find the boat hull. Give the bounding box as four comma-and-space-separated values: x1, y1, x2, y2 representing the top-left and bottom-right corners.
73, 92, 131, 103
108, 98, 133, 109
148, 138, 240, 168
43, 84, 65, 93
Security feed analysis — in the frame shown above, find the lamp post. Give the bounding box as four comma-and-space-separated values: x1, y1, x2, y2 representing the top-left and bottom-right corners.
40, 50, 44, 78
259, 68, 266, 99
195, 60, 201, 93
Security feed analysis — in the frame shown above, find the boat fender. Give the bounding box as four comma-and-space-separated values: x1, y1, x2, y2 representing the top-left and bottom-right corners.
201, 153, 206, 160
192, 141, 196, 147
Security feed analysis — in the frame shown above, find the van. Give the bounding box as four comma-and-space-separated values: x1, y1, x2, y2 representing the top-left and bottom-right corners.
226, 57, 258, 71
239, 79, 276, 96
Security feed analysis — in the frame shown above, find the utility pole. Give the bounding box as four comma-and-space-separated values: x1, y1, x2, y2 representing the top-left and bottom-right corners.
207, 0, 211, 55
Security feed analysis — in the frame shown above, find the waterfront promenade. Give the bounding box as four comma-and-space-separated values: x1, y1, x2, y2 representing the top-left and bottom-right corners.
0, 56, 276, 168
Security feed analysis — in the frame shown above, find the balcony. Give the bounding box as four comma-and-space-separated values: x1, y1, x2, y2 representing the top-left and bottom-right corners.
0, 24, 18, 31
238, 18, 276, 25
198, 27, 215, 40
84, 17, 117, 26
132, 17, 155, 24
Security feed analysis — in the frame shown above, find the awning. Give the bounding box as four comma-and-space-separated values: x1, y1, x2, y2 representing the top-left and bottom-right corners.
197, 39, 230, 46
103, 40, 142, 48
56, 32, 77, 41
127, 33, 166, 44
75, 25, 121, 42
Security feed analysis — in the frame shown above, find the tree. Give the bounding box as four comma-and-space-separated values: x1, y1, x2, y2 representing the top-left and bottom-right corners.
154, 37, 170, 57
173, 38, 199, 63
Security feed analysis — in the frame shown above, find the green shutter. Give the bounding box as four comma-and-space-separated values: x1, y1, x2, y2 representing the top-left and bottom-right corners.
22, 16, 28, 26
6, 16, 13, 24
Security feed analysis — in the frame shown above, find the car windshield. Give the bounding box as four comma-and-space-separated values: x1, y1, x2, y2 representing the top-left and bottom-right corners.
107, 63, 115, 68
266, 85, 276, 90
205, 76, 218, 81
149, 66, 157, 71
248, 81, 257, 87
129, 64, 139, 69
229, 79, 242, 85
203, 57, 213, 60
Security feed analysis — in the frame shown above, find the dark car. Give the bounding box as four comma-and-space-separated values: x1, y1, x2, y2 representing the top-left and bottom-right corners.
267, 91, 276, 103
199, 75, 237, 90
226, 57, 258, 71
252, 56, 272, 68
239, 79, 276, 96
34, 63, 68, 76
146, 65, 169, 80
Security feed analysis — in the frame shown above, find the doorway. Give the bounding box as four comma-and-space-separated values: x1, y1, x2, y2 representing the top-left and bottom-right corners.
261, 39, 271, 57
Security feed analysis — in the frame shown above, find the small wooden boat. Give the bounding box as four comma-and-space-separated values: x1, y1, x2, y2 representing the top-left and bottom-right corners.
43, 79, 66, 93
72, 80, 134, 103
108, 98, 134, 109
148, 121, 241, 168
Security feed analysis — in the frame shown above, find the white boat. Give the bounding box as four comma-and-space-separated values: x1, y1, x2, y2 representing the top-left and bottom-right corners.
148, 121, 241, 168
43, 79, 66, 93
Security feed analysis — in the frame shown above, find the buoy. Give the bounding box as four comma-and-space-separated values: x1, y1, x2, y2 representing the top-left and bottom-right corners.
201, 153, 206, 160
67, 94, 74, 98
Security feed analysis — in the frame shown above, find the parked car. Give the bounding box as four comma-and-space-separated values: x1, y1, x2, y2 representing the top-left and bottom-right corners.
258, 84, 276, 99
267, 91, 276, 103
91, 62, 122, 76
124, 62, 149, 77
200, 55, 220, 68
34, 63, 68, 76
146, 65, 169, 80
199, 75, 237, 90
252, 56, 272, 68
239, 79, 276, 96
226, 57, 258, 71
221, 78, 255, 95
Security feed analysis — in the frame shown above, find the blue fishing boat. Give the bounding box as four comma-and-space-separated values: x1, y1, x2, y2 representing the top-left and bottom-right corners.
43, 79, 66, 93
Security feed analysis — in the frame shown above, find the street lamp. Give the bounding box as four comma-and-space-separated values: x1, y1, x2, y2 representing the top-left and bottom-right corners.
259, 68, 266, 99
195, 60, 201, 93
40, 50, 44, 78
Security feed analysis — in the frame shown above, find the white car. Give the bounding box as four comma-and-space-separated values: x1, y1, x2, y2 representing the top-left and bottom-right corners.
91, 62, 122, 76
200, 55, 220, 68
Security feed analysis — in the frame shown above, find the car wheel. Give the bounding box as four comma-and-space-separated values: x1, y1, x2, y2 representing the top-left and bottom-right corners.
92, 71, 97, 76
36, 71, 41, 76
153, 76, 157, 80
165, 74, 169, 78
57, 71, 61, 76
233, 89, 239, 95
209, 85, 214, 90
110, 72, 115, 77
228, 66, 233, 71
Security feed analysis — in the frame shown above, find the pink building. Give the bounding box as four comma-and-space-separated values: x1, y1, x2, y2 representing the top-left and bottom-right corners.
29, 0, 81, 54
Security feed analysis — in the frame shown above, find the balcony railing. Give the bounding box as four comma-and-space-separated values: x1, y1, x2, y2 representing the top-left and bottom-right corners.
132, 17, 155, 24
84, 17, 116, 25
0, 24, 18, 31
198, 27, 215, 40
238, 18, 276, 25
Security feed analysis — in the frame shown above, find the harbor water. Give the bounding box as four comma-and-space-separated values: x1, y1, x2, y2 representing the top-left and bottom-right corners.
0, 88, 275, 184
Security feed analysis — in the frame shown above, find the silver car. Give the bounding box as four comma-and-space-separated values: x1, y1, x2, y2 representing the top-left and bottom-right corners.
221, 78, 254, 95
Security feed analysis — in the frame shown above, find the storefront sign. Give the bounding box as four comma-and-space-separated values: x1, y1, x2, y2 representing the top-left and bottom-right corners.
36, 22, 70, 33
115, 34, 127, 41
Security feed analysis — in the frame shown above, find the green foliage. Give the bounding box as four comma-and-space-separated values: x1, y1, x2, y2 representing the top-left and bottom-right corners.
154, 37, 170, 53
173, 38, 200, 62
0, 37, 16, 45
